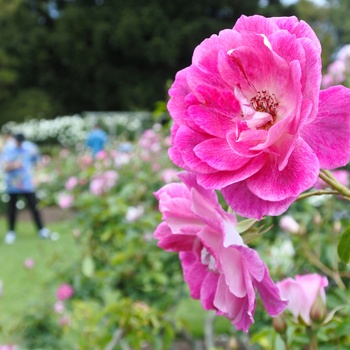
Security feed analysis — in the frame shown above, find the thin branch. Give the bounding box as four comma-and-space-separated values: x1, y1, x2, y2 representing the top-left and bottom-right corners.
104, 328, 124, 350
319, 171, 350, 199
297, 190, 339, 201
301, 241, 345, 289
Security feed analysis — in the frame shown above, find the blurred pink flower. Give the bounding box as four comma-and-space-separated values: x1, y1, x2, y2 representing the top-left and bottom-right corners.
322, 60, 346, 88
65, 176, 78, 190
277, 273, 328, 325
95, 149, 108, 160
152, 163, 161, 172
0, 345, 18, 350
59, 316, 70, 327
89, 171, 118, 195
154, 172, 287, 333
40, 154, 52, 165
167, 15, 350, 219
59, 148, 70, 158
125, 206, 144, 222
104, 170, 118, 186
56, 283, 74, 301
321, 74, 335, 89
139, 129, 160, 150
58, 193, 74, 209
114, 153, 131, 167
89, 177, 105, 195
53, 301, 65, 314
79, 154, 93, 168
279, 215, 300, 234
336, 44, 350, 62
24, 258, 35, 269
0, 280, 3, 297
161, 168, 179, 183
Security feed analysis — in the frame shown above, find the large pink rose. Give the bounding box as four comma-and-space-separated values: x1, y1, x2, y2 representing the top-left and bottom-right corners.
277, 273, 328, 325
168, 15, 350, 219
154, 172, 287, 333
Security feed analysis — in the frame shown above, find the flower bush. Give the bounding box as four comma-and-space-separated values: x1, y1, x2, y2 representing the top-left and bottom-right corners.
155, 13, 350, 349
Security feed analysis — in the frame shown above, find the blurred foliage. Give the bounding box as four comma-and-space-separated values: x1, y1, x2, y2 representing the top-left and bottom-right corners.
0, 0, 268, 125
1, 121, 349, 348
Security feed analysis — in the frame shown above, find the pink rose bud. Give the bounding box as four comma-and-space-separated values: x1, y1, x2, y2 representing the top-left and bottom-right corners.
272, 315, 287, 334
277, 273, 328, 325
279, 215, 300, 234
310, 295, 327, 323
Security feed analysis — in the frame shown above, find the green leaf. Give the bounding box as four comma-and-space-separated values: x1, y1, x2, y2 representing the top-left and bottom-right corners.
323, 305, 349, 325
236, 218, 258, 233
82, 256, 95, 278
337, 226, 350, 263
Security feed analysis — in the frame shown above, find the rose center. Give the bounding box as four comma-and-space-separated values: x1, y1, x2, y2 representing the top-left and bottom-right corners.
249, 90, 279, 130
235, 86, 280, 131
251, 90, 278, 119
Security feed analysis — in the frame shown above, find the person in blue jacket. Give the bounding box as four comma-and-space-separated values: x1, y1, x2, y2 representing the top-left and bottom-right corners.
86, 124, 108, 157
2, 133, 50, 244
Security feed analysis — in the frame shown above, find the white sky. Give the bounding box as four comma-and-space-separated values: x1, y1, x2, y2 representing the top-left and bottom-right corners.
281, 0, 328, 5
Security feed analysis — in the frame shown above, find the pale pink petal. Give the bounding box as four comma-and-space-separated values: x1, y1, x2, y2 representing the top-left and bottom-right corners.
277, 274, 328, 325
180, 251, 209, 300
218, 246, 246, 298
154, 222, 196, 252
200, 272, 220, 310
277, 278, 309, 322
295, 274, 329, 304
236, 246, 265, 282
254, 266, 288, 316
213, 274, 230, 315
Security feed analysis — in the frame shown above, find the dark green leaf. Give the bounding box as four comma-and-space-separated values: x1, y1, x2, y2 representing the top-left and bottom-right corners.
338, 226, 350, 263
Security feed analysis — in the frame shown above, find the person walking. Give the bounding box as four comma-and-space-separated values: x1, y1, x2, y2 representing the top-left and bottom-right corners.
86, 123, 108, 157
2, 133, 50, 244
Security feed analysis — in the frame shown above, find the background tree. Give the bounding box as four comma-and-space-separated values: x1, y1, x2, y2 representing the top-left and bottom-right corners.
0, 0, 344, 126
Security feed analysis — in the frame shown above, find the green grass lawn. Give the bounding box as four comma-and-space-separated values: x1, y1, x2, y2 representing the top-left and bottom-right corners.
0, 216, 80, 344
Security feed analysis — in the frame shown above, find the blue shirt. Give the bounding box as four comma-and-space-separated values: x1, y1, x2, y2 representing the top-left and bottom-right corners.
2, 143, 39, 193
86, 129, 108, 156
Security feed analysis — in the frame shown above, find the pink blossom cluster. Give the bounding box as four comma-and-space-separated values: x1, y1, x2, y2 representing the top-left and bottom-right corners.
89, 170, 118, 196
322, 44, 350, 88
56, 283, 74, 301
139, 129, 163, 166
0, 345, 18, 350
54, 284, 74, 327
58, 192, 74, 209
65, 176, 78, 190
